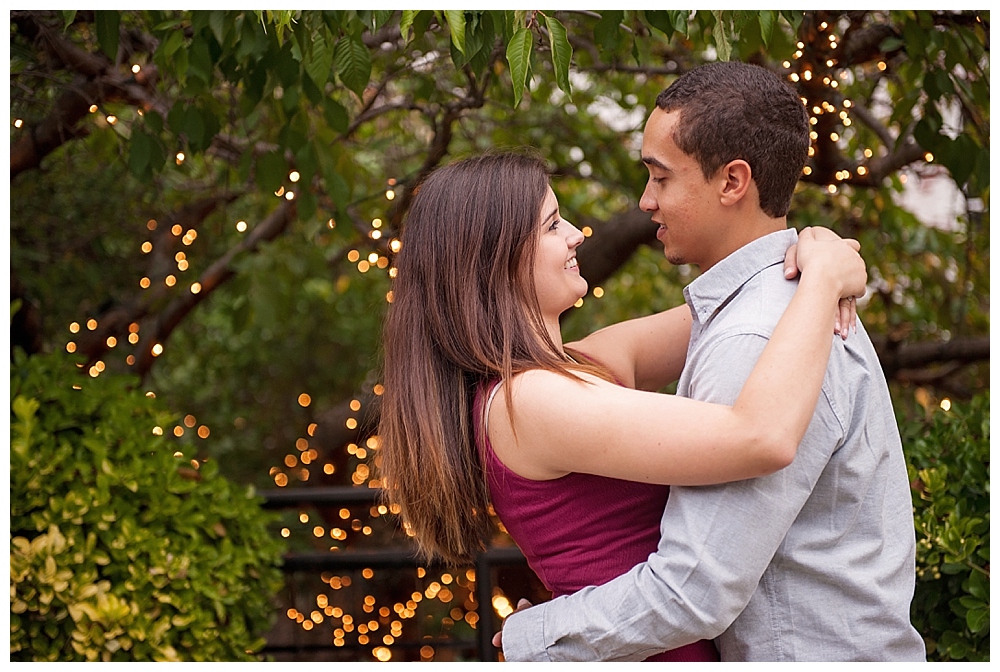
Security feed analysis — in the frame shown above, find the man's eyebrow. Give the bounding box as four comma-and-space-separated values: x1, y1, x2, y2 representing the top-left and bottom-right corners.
641, 156, 670, 172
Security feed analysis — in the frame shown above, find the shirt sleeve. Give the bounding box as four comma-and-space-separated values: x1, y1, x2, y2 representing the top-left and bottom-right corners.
501, 330, 845, 661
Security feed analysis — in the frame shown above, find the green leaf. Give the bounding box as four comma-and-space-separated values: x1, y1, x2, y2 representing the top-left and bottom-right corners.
160, 29, 185, 59
467, 12, 496, 77
373, 10, 394, 31
333, 33, 372, 99
544, 15, 572, 98
506, 28, 532, 107
966, 606, 989, 634
942, 134, 978, 187
187, 36, 214, 85
95, 11, 121, 60
594, 11, 625, 55
208, 11, 227, 46
712, 11, 733, 62
644, 12, 676, 40
759, 11, 775, 46
668, 10, 690, 35
128, 129, 153, 178
445, 10, 467, 55
323, 98, 349, 134
61, 11, 76, 31
879, 36, 905, 53
305, 29, 334, 90
400, 9, 419, 43
779, 10, 804, 32
255, 151, 286, 193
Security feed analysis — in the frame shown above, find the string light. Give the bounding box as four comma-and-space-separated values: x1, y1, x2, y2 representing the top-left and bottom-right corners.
236, 220, 248, 232
132, 64, 141, 74
176, 152, 185, 165
289, 171, 300, 182
14, 118, 23, 128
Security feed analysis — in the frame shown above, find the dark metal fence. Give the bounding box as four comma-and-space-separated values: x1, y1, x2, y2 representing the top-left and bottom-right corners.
259, 486, 528, 661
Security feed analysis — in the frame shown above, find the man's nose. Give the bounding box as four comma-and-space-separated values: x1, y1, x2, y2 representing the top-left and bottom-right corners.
639, 183, 657, 212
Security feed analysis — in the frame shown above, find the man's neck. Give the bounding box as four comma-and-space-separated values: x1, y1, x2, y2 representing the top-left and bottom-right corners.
699, 216, 787, 272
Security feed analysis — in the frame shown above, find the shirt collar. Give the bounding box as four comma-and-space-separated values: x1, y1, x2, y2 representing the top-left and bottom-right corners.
683, 228, 798, 323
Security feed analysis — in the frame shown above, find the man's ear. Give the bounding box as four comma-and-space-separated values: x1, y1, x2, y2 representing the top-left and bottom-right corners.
719, 159, 752, 206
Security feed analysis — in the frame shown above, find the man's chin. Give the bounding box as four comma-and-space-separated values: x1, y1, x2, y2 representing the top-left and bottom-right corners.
663, 250, 687, 266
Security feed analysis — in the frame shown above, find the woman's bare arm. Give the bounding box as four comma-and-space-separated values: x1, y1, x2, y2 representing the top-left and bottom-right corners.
489, 230, 867, 484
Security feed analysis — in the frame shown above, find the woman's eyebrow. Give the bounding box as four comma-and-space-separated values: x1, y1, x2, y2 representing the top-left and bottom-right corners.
543, 206, 559, 223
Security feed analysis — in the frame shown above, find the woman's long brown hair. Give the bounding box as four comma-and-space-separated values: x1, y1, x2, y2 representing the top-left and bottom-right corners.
378, 151, 609, 564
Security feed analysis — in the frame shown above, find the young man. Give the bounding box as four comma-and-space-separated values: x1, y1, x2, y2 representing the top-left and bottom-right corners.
499, 62, 926, 661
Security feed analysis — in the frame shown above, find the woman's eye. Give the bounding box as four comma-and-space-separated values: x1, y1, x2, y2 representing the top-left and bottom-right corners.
548, 220, 560, 231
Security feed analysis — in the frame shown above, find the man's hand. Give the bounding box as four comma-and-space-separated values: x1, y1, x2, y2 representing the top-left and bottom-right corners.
492, 599, 533, 650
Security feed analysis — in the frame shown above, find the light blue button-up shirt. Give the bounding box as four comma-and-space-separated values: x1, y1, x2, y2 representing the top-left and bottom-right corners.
502, 229, 926, 661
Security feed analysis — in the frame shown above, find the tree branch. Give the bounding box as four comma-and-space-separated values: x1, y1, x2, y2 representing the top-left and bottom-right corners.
10, 13, 165, 179
873, 336, 990, 381
576, 208, 659, 288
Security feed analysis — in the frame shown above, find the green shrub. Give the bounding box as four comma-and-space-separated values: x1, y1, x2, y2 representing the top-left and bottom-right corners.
903, 391, 990, 661
10, 350, 285, 661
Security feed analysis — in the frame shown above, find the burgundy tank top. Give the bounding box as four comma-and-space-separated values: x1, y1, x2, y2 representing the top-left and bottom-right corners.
475, 381, 718, 662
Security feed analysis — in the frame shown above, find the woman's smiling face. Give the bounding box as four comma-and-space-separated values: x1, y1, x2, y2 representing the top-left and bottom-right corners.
532, 186, 588, 318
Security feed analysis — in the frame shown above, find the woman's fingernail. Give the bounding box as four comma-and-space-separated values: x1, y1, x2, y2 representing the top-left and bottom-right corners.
785, 267, 795, 278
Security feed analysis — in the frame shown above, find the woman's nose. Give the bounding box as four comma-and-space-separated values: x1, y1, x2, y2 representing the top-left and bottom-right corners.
564, 220, 585, 248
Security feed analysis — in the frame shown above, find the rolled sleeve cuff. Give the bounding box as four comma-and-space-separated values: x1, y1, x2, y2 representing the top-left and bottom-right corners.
501, 603, 552, 662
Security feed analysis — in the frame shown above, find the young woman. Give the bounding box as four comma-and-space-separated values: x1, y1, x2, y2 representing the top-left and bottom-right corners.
378, 151, 866, 661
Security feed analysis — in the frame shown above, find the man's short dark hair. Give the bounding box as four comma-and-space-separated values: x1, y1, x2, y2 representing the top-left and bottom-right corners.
656, 61, 810, 217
